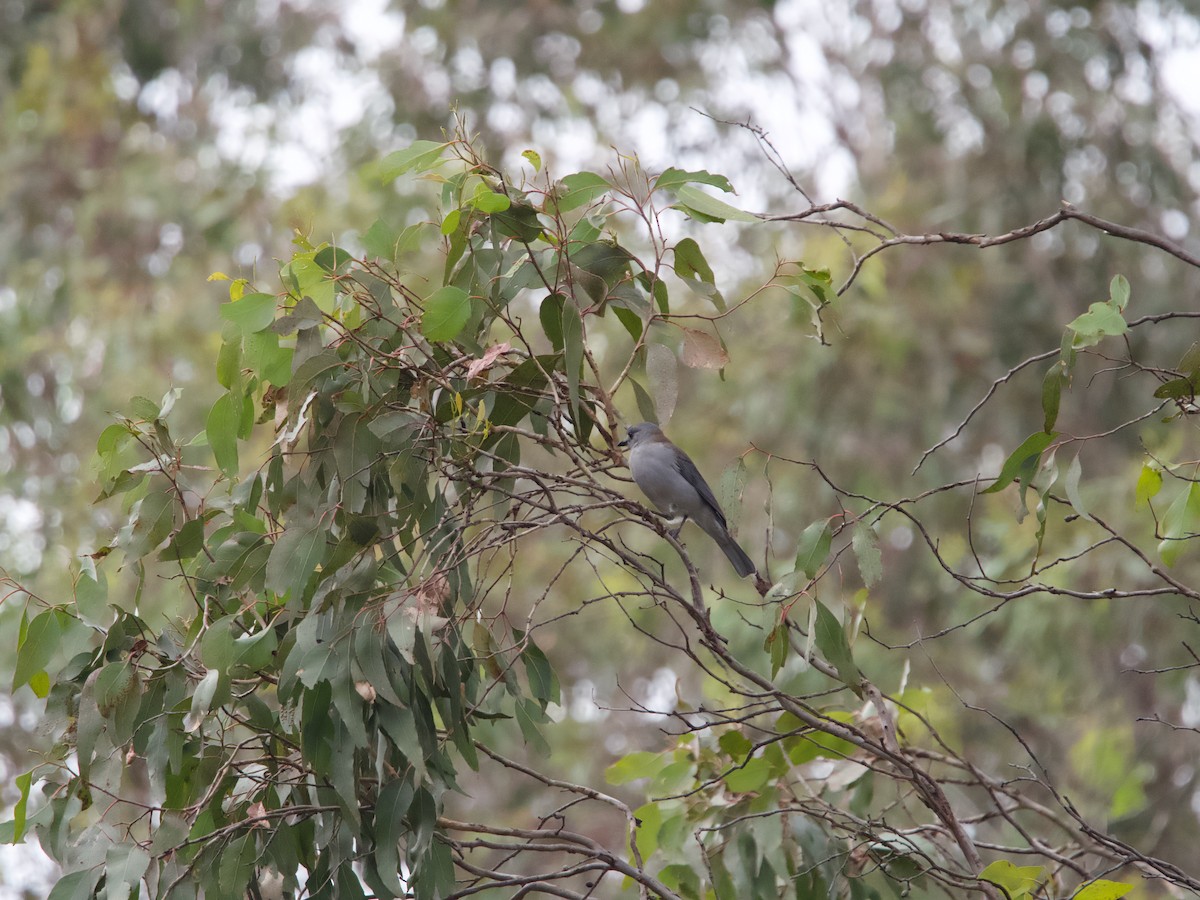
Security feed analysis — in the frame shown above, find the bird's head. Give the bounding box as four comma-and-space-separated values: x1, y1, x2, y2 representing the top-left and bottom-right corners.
619, 422, 666, 449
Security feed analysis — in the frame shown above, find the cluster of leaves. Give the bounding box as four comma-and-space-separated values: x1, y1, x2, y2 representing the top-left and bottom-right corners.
2, 139, 806, 898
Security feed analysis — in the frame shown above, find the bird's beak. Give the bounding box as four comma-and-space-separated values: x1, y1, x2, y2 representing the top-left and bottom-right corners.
618, 438, 629, 447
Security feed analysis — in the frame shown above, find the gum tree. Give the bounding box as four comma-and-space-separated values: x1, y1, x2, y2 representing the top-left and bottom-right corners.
7, 135, 1200, 899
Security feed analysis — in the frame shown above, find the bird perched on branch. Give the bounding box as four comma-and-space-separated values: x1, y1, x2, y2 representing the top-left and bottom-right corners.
620, 423, 757, 578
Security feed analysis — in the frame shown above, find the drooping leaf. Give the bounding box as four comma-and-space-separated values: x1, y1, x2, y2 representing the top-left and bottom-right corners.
851, 523, 882, 588
813, 600, 862, 690
1109, 274, 1131, 310
1135, 461, 1163, 508
1158, 481, 1200, 567
982, 431, 1057, 494
13, 610, 61, 691
795, 520, 833, 580
122, 490, 175, 559
539, 292, 566, 350
1064, 453, 1092, 522
645, 343, 677, 424
206, 392, 241, 478
561, 299, 584, 426
718, 459, 749, 533
266, 517, 327, 599
9, 770, 31, 842
105, 843, 151, 900
1042, 363, 1065, 433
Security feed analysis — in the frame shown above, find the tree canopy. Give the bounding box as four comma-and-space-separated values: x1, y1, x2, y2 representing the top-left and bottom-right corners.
6, 2, 1200, 899
6, 127, 1200, 897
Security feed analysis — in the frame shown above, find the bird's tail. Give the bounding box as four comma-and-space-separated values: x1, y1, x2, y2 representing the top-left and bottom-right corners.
706, 522, 757, 578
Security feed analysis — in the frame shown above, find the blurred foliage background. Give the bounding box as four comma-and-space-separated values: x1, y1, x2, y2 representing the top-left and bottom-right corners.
4, 0, 1200, 895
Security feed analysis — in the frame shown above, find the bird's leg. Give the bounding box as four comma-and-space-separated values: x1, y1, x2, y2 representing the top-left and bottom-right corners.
667, 515, 688, 538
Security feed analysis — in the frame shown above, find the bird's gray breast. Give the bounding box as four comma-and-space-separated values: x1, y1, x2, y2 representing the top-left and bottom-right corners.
630, 443, 697, 516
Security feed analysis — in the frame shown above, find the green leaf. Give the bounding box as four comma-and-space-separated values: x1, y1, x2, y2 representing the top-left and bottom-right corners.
47, 871, 100, 900
440, 207, 462, 236
373, 778, 415, 895
813, 600, 861, 689
421, 286, 472, 342
379, 140, 448, 181
520, 634, 559, 706
184, 667, 221, 732
631, 378, 657, 424
219, 292, 277, 334
1158, 481, 1200, 566
521, 149, 542, 171
1068, 300, 1127, 346
673, 237, 715, 284
122, 489, 176, 559
766, 622, 789, 677
314, 245, 353, 273
982, 431, 1057, 494
539, 293, 566, 350
1135, 461, 1163, 508
244, 330, 294, 385
978, 860, 1045, 899
1064, 453, 1092, 522
552, 171, 611, 213
206, 392, 241, 478
159, 518, 206, 562
1109, 274, 1130, 311
105, 843, 151, 900
654, 167, 734, 193
13, 609, 61, 691
1154, 376, 1194, 400
363, 218, 400, 261
632, 801, 663, 861
718, 729, 753, 760
9, 770, 31, 842
851, 523, 881, 588
794, 520, 832, 580
724, 756, 771, 793
469, 185, 511, 214
673, 184, 757, 223
515, 696, 550, 755
74, 564, 108, 628
491, 201, 544, 242
605, 751, 668, 785
1042, 363, 1065, 433
1072, 879, 1133, 900
217, 833, 258, 896
266, 517, 327, 599
561, 300, 584, 426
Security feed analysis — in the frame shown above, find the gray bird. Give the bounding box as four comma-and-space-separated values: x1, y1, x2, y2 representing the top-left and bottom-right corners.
620, 423, 757, 578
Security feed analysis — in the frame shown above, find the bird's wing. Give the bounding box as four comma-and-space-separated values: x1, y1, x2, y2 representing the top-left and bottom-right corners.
673, 452, 727, 527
